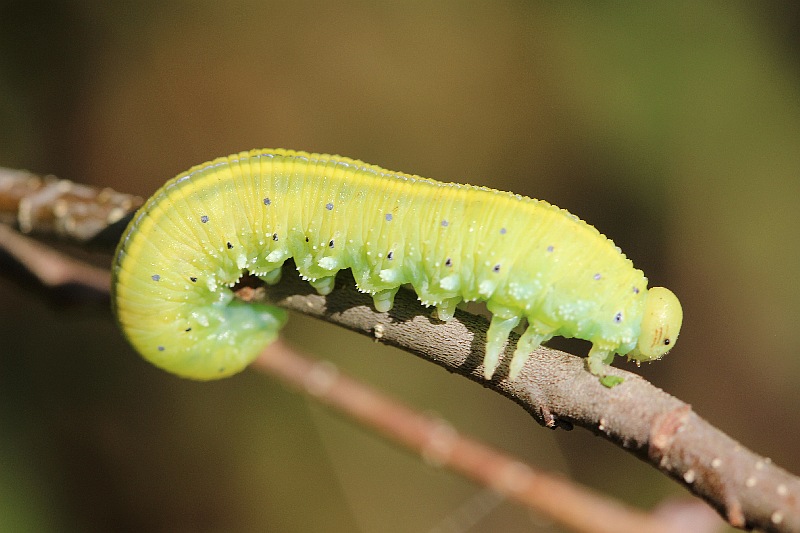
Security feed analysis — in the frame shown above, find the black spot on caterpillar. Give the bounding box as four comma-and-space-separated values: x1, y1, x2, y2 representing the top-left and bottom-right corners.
112, 149, 682, 385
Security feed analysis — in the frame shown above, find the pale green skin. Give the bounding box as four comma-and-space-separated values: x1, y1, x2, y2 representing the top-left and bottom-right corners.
113, 149, 682, 384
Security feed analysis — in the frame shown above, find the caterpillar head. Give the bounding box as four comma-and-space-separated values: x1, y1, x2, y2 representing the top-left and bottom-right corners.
629, 287, 682, 363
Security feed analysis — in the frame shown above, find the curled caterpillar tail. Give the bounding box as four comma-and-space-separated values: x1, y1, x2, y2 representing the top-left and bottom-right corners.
115, 284, 287, 380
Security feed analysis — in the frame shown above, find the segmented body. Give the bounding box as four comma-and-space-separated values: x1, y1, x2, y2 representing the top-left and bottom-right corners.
113, 149, 679, 382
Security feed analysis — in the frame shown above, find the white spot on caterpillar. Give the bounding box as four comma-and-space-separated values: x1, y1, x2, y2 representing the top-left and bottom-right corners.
478, 280, 495, 297
379, 269, 401, 283
192, 311, 210, 327
317, 257, 338, 270
266, 250, 283, 262
439, 274, 460, 292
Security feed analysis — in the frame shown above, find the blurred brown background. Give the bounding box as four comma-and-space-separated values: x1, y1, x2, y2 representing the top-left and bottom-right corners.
1, 2, 799, 531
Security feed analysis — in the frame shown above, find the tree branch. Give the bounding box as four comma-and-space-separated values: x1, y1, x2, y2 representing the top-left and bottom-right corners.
240, 265, 800, 533
0, 223, 111, 292
0, 166, 142, 241
252, 340, 686, 533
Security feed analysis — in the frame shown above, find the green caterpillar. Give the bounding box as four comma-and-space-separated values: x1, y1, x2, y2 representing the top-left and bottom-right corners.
112, 149, 682, 386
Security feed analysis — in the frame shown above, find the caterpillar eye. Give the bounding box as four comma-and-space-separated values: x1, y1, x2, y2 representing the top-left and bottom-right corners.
664, 338, 670, 346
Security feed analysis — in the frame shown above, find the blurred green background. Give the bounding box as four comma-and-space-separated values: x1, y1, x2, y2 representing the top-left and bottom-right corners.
1, 1, 799, 531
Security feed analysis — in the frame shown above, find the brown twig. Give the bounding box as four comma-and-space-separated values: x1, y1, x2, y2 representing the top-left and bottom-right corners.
240, 265, 800, 533
0, 223, 111, 292
252, 340, 681, 533
0, 166, 142, 241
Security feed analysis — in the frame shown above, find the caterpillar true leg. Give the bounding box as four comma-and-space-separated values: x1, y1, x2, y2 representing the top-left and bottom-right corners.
587, 345, 615, 375
483, 310, 522, 379
508, 326, 553, 380
586, 345, 623, 387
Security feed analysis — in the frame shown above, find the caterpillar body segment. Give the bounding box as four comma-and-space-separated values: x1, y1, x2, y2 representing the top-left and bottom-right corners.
112, 149, 682, 384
